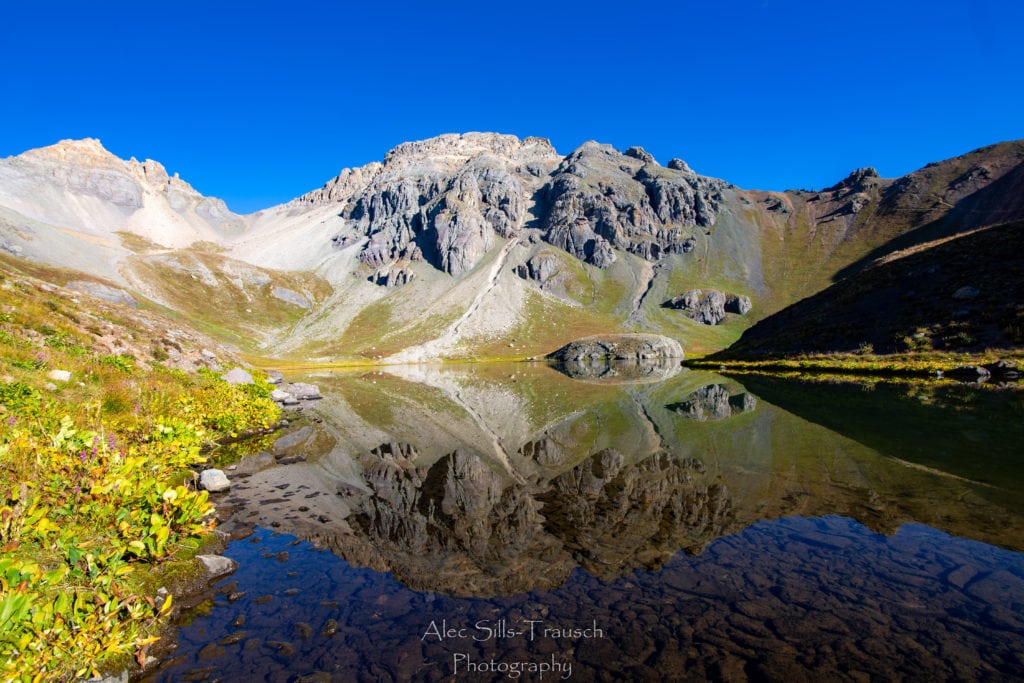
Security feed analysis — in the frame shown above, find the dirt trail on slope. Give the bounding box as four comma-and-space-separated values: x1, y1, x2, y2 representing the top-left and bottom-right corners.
385, 237, 519, 363
626, 260, 657, 326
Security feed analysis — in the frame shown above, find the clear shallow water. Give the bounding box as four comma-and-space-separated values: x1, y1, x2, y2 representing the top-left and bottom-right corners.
146, 365, 1024, 682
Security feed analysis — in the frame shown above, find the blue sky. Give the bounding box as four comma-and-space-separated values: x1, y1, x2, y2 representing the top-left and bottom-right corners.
2, 1, 1021, 213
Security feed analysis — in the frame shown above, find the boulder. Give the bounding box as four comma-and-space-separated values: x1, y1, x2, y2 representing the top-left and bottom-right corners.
726, 294, 752, 315
47, 369, 72, 382
516, 252, 560, 285
667, 289, 752, 324
953, 286, 980, 300
668, 289, 728, 325
547, 334, 684, 363
266, 370, 284, 384
196, 554, 238, 580
220, 367, 254, 385
270, 388, 293, 402
199, 468, 231, 492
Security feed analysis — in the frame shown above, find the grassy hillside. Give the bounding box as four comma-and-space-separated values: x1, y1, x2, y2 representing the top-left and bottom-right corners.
719, 221, 1024, 357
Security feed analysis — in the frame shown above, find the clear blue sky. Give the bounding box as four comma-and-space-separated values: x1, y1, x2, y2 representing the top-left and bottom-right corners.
2, 1, 1021, 213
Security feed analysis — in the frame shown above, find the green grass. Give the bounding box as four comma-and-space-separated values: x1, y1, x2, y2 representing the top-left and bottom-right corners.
127, 249, 333, 352
687, 349, 1024, 379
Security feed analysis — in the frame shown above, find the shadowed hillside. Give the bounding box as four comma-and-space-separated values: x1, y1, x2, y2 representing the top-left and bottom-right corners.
718, 221, 1024, 357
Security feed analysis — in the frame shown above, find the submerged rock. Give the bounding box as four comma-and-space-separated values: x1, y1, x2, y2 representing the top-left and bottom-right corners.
285, 382, 322, 400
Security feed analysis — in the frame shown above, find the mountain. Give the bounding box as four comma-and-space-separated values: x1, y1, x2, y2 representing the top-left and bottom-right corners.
2, 133, 1022, 361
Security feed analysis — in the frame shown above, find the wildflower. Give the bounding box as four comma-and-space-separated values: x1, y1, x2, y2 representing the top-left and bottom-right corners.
80, 450, 87, 463
6, 415, 13, 427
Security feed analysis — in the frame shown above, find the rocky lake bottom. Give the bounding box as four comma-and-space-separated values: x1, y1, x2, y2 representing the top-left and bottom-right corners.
142, 364, 1024, 682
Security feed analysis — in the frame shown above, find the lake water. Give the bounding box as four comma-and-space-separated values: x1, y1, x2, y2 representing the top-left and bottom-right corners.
145, 363, 1024, 682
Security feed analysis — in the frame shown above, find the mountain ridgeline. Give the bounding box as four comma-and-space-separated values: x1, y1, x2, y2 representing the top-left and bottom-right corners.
1, 133, 1022, 361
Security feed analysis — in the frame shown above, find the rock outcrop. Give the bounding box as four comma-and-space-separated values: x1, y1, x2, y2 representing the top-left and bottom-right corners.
514, 251, 563, 290
547, 334, 684, 363
309, 134, 729, 278
336, 133, 560, 276
666, 289, 752, 325
539, 141, 727, 267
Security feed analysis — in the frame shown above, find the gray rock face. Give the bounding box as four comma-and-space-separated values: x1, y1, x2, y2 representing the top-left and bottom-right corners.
667, 289, 752, 325
199, 469, 231, 492
308, 133, 731, 279
339, 134, 559, 277
539, 142, 725, 266
66, 281, 138, 307
220, 367, 254, 385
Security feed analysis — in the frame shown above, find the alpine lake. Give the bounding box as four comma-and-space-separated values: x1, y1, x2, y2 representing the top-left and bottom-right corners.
143, 360, 1024, 682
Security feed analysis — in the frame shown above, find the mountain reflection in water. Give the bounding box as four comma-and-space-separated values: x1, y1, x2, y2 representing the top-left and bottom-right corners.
148, 363, 1024, 681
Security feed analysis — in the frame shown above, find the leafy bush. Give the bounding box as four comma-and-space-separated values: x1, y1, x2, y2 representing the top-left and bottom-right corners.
0, 358, 277, 679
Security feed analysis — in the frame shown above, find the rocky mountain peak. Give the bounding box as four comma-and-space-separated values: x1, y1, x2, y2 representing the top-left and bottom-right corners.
17, 137, 124, 171
624, 146, 657, 164
382, 132, 559, 171
825, 166, 884, 194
